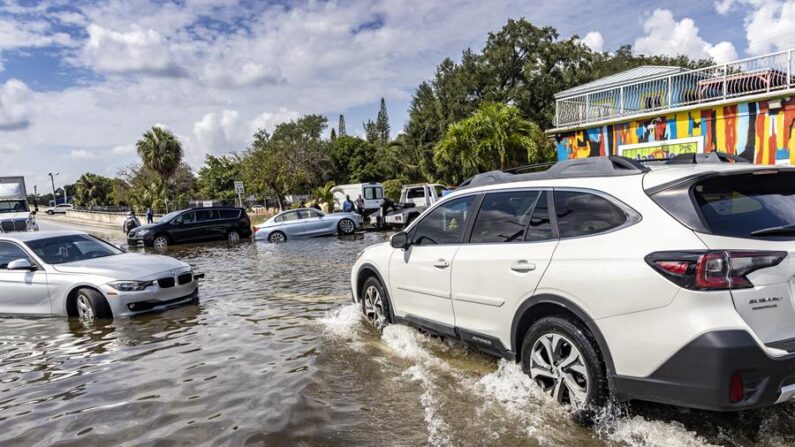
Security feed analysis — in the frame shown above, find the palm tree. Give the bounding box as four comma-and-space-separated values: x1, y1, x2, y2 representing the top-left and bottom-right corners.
73, 173, 113, 207
311, 181, 336, 213
136, 126, 184, 181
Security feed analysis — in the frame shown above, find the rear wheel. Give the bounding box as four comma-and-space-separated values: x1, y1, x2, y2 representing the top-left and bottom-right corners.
338, 218, 356, 235
361, 276, 391, 332
75, 288, 112, 322
152, 234, 169, 249
227, 230, 241, 242
521, 316, 607, 412
268, 231, 286, 243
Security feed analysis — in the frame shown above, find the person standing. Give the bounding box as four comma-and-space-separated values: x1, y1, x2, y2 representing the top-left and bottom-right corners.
342, 195, 354, 213
146, 208, 154, 224
355, 194, 365, 215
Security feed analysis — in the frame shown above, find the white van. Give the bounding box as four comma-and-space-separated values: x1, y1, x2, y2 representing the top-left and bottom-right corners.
332, 183, 384, 213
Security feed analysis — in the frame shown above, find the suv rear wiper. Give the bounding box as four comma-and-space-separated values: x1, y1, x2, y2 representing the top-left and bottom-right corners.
750, 224, 795, 237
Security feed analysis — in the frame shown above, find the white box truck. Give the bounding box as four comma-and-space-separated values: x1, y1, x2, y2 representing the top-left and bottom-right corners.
0, 176, 38, 232
332, 182, 384, 215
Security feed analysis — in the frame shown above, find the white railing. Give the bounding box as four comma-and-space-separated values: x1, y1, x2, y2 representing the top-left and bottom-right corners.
555, 49, 795, 128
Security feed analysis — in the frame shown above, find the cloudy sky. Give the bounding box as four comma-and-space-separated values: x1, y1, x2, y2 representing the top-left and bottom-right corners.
0, 0, 793, 190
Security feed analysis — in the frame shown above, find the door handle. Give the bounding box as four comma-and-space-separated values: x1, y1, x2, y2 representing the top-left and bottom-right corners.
433, 259, 450, 269
510, 260, 536, 273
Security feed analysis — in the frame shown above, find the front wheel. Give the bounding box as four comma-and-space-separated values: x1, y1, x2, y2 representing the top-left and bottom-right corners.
361, 276, 391, 332
46, 210, 54, 215
75, 288, 112, 322
521, 316, 607, 412
152, 234, 169, 249
338, 218, 356, 235
227, 230, 241, 242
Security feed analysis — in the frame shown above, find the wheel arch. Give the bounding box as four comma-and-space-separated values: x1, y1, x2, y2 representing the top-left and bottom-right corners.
355, 263, 388, 304
65, 284, 108, 317
511, 293, 616, 391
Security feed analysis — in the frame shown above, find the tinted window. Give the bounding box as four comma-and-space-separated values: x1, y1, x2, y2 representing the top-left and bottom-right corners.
412, 196, 475, 245
0, 200, 27, 213
693, 172, 795, 238
25, 235, 122, 265
554, 191, 627, 238
196, 209, 219, 221
301, 209, 321, 218
525, 192, 554, 241
174, 212, 196, 224
364, 187, 383, 200
220, 209, 240, 219
0, 242, 30, 269
276, 211, 299, 222
470, 191, 540, 243
407, 187, 425, 199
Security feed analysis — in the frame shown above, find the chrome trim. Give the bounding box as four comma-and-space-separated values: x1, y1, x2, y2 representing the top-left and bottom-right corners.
775, 383, 795, 404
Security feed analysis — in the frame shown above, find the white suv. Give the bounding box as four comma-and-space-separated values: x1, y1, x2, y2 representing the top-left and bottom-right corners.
351, 153, 795, 412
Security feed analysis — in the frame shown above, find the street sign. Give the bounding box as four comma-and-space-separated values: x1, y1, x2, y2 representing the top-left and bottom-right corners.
234, 181, 244, 194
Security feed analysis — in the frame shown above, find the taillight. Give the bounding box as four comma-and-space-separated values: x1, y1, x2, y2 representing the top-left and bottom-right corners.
646, 250, 786, 290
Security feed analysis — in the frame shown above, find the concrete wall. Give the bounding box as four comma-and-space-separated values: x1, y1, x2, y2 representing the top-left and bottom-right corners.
65, 210, 129, 226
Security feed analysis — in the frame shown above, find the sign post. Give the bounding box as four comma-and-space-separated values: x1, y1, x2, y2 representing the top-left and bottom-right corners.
234, 181, 245, 208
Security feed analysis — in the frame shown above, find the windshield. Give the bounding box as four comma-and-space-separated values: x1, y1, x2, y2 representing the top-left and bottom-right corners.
25, 234, 123, 264
158, 210, 182, 223
693, 171, 795, 239
0, 200, 28, 214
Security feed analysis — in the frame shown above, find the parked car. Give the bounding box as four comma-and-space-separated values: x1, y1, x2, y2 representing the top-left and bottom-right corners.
351, 153, 795, 413
254, 208, 362, 242
0, 231, 201, 320
45, 204, 73, 215
332, 183, 384, 215
127, 206, 252, 249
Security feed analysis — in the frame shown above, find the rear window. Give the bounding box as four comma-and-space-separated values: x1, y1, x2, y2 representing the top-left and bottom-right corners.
554, 191, 628, 238
220, 209, 240, 219
364, 187, 383, 200
693, 172, 795, 238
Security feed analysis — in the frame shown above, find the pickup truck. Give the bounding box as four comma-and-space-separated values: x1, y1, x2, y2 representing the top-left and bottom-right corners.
371, 183, 450, 228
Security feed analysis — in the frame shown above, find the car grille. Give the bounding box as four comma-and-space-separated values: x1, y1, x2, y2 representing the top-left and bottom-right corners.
157, 277, 176, 288
178, 273, 193, 285
0, 219, 26, 232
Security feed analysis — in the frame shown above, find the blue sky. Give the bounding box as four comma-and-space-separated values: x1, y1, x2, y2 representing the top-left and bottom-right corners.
0, 0, 792, 190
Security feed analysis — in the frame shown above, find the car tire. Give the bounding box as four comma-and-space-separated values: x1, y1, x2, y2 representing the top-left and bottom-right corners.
521, 316, 608, 413
268, 231, 286, 243
46, 210, 54, 215
360, 276, 392, 332
152, 234, 169, 249
338, 218, 356, 235
75, 288, 112, 321
227, 230, 241, 242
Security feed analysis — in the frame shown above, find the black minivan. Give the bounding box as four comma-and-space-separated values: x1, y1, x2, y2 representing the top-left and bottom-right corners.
127, 207, 252, 248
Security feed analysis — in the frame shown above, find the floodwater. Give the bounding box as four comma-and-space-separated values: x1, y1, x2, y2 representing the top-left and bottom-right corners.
2, 225, 795, 446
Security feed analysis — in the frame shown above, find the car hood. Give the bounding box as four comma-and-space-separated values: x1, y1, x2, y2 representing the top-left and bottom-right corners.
51, 253, 190, 280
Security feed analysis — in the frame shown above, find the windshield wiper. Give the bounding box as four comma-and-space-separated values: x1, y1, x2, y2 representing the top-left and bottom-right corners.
750, 224, 795, 237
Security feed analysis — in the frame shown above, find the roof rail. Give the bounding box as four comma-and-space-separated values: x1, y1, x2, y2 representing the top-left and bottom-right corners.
458, 156, 650, 189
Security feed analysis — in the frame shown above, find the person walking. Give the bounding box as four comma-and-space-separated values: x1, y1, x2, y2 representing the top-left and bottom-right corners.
355, 194, 365, 215
145, 207, 154, 224
342, 195, 355, 213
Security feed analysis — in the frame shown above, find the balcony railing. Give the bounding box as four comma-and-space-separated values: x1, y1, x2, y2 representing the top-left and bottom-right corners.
554, 49, 795, 128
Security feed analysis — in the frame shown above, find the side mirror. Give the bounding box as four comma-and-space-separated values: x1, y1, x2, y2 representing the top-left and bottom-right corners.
390, 232, 410, 250
7, 259, 35, 271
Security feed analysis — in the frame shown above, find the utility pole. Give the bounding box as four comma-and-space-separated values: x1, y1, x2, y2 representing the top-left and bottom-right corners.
48, 172, 59, 206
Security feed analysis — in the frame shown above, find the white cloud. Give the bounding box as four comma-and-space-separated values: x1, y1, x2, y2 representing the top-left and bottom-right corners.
111, 144, 135, 155
0, 142, 21, 154
0, 78, 33, 131
0, 18, 73, 50
634, 9, 738, 63
580, 31, 604, 52
81, 24, 182, 75
744, 0, 795, 55
69, 149, 96, 159
715, 0, 736, 15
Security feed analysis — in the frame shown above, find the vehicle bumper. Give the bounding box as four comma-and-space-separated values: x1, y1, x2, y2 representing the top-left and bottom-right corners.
614, 330, 795, 411
104, 278, 200, 317
127, 233, 154, 246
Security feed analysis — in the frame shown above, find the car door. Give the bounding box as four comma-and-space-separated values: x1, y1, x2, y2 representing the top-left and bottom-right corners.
0, 241, 51, 315
388, 195, 476, 333
170, 211, 201, 242
276, 210, 307, 237
450, 190, 558, 350
299, 209, 328, 236
196, 209, 224, 241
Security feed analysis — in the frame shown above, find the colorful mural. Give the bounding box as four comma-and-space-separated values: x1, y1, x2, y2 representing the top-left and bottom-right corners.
556, 96, 795, 164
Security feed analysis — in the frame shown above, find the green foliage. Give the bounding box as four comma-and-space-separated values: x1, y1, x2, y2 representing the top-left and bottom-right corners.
196, 154, 241, 200
312, 181, 336, 213
72, 173, 114, 207
434, 103, 553, 183
376, 97, 390, 144
118, 162, 195, 213
363, 119, 378, 144
136, 126, 184, 182
239, 115, 331, 210
382, 179, 403, 202
330, 128, 337, 141
338, 114, 346, 136
328, 135, 379, 184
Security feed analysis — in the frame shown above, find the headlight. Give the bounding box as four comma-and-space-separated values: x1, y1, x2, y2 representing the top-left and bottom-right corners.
108, 280, 153, 291
137, 229, 150, 236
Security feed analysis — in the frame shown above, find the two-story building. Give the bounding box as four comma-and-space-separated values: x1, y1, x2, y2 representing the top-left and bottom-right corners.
548, 49, 795, 165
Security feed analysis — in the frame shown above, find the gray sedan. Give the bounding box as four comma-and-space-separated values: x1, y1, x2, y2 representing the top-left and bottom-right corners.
253, 208, 363, 242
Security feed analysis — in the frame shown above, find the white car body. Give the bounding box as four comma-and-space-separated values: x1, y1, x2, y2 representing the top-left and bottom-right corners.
46, 204, 73, 214
351, 155, 795, 412
0, 231, 198, 318
332, 183, 384, 212
0, 176, 38, 232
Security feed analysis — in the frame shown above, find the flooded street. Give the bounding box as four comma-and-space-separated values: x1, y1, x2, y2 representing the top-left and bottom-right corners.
3, 225, 795, 446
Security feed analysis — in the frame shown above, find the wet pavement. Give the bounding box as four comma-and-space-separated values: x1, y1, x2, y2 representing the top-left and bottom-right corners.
2, 221, 795, 446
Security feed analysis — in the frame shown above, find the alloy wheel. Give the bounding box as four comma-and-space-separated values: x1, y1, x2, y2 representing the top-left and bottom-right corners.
362, 284, 387, 331
269, 232, 286, 243
228, 231, 240, 242
153, 236, 168, 249
339, 219, 355, 235
76, 294, 95, 321
529, 332, 590, 409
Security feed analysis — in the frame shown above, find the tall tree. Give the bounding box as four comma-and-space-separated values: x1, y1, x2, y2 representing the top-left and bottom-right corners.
135, 126, 184, 182
434, 102, 553, 183
375, 97, 390, 144
363, 119, 378, 144
338, 114, 346, 136
196, 154, 241, 200
330, 128, 337, 141
73, 173, 114, 207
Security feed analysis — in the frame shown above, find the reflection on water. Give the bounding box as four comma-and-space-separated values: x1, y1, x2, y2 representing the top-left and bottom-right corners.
1, 230, 795, 446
